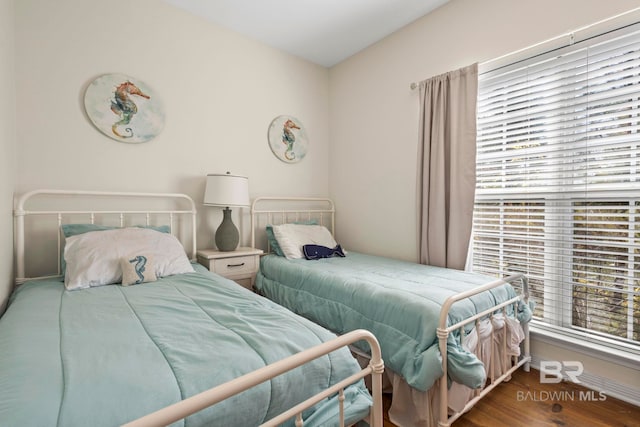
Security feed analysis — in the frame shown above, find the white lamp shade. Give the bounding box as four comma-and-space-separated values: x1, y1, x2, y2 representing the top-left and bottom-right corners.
203, 173, 250, 207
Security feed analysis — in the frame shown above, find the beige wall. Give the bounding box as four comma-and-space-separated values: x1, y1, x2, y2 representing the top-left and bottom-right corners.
328, 0, 640, 396
14, 0, 330, 250
329, 0, 640, 261
0, 0, 16, 314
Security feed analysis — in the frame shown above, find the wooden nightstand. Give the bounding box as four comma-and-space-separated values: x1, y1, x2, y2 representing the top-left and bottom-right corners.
196, 247, 263, 290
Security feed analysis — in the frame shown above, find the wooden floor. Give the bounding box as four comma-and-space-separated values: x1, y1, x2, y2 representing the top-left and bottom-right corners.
383, 369, 640, 427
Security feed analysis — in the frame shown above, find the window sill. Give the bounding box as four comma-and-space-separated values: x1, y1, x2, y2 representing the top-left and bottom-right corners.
529, 321, 640, 371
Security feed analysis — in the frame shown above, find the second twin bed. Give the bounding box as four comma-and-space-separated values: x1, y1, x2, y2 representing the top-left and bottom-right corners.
251, 196, 532, 427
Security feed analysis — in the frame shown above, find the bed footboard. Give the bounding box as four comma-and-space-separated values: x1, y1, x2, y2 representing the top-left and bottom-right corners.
123, 329, 384, 427
437, 273, 531, 427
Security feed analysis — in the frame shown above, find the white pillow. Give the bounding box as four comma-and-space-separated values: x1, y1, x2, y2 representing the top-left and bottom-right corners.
271, 224, 338, 259
64, 228, 194, 290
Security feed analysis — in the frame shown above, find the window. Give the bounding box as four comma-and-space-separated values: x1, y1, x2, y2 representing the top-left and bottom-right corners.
473, 23, 640, 349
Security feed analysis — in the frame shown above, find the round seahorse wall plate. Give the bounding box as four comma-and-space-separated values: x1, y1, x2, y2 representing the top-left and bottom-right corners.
267, 115, 309, 163
84, 73, 165, 143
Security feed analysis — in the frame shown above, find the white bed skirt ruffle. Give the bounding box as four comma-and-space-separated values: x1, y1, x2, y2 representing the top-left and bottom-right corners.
355, 314, 525, 427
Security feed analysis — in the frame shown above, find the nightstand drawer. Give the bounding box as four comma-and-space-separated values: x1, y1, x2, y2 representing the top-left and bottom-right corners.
196, 247, 263, 289
212, 255, 257, 276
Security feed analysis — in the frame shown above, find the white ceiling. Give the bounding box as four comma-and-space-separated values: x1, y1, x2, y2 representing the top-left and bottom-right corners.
163, 0, 449, 67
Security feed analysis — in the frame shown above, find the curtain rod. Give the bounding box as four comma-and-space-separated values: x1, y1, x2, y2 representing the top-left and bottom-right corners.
409, 6, 640, 90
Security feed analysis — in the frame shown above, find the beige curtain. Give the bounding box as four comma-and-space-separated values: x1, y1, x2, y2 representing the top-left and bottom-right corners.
417, 63, 478, 270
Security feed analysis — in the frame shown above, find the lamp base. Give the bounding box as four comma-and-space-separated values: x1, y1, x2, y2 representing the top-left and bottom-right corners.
215, 207, 239, 251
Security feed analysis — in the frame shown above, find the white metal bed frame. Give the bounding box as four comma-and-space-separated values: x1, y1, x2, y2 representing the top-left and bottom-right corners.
251, 196, 532, 427
11, 189, 384, 427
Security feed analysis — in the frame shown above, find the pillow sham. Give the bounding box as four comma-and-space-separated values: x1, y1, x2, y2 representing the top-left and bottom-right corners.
271, 223, 338, 259
266, 220, 318, 256
265, 225, 285, 256
64, 227, 194, 290
61, 223, 171, 238
121, 255, 157, 286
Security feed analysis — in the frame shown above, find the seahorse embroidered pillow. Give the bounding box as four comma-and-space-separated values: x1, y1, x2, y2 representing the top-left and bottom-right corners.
121, 255, 157, 286
64, 228, 194, 291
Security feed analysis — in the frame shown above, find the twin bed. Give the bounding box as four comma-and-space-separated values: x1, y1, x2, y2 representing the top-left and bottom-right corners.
0, 189, 531, 427
0, 190, 383, 427
251, 197, 532, 427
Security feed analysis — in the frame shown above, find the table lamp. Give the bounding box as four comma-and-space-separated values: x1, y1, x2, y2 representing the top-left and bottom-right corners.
203, 172, 250, 251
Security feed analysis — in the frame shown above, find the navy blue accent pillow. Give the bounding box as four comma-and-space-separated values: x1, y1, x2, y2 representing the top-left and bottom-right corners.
302, 244, 346, 260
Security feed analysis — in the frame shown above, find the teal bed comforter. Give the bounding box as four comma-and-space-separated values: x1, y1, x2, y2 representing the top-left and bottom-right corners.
256, 253, 530, 392
0, 264, 371, 427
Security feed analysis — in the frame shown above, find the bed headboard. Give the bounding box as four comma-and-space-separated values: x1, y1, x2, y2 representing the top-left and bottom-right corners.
14, 189, 197, 285
250, 197, 335, 253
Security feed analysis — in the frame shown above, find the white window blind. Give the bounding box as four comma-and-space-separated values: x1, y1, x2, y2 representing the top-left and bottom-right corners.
473, 23, 640, 348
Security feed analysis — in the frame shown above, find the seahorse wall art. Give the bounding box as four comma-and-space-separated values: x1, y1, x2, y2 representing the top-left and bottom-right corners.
281, 119, 300, 161
84, 73, 165, 143
111, 81, 150, 139
267, 115, 309, 163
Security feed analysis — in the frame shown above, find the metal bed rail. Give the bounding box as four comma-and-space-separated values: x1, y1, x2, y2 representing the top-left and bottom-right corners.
123, 329, 384, 427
